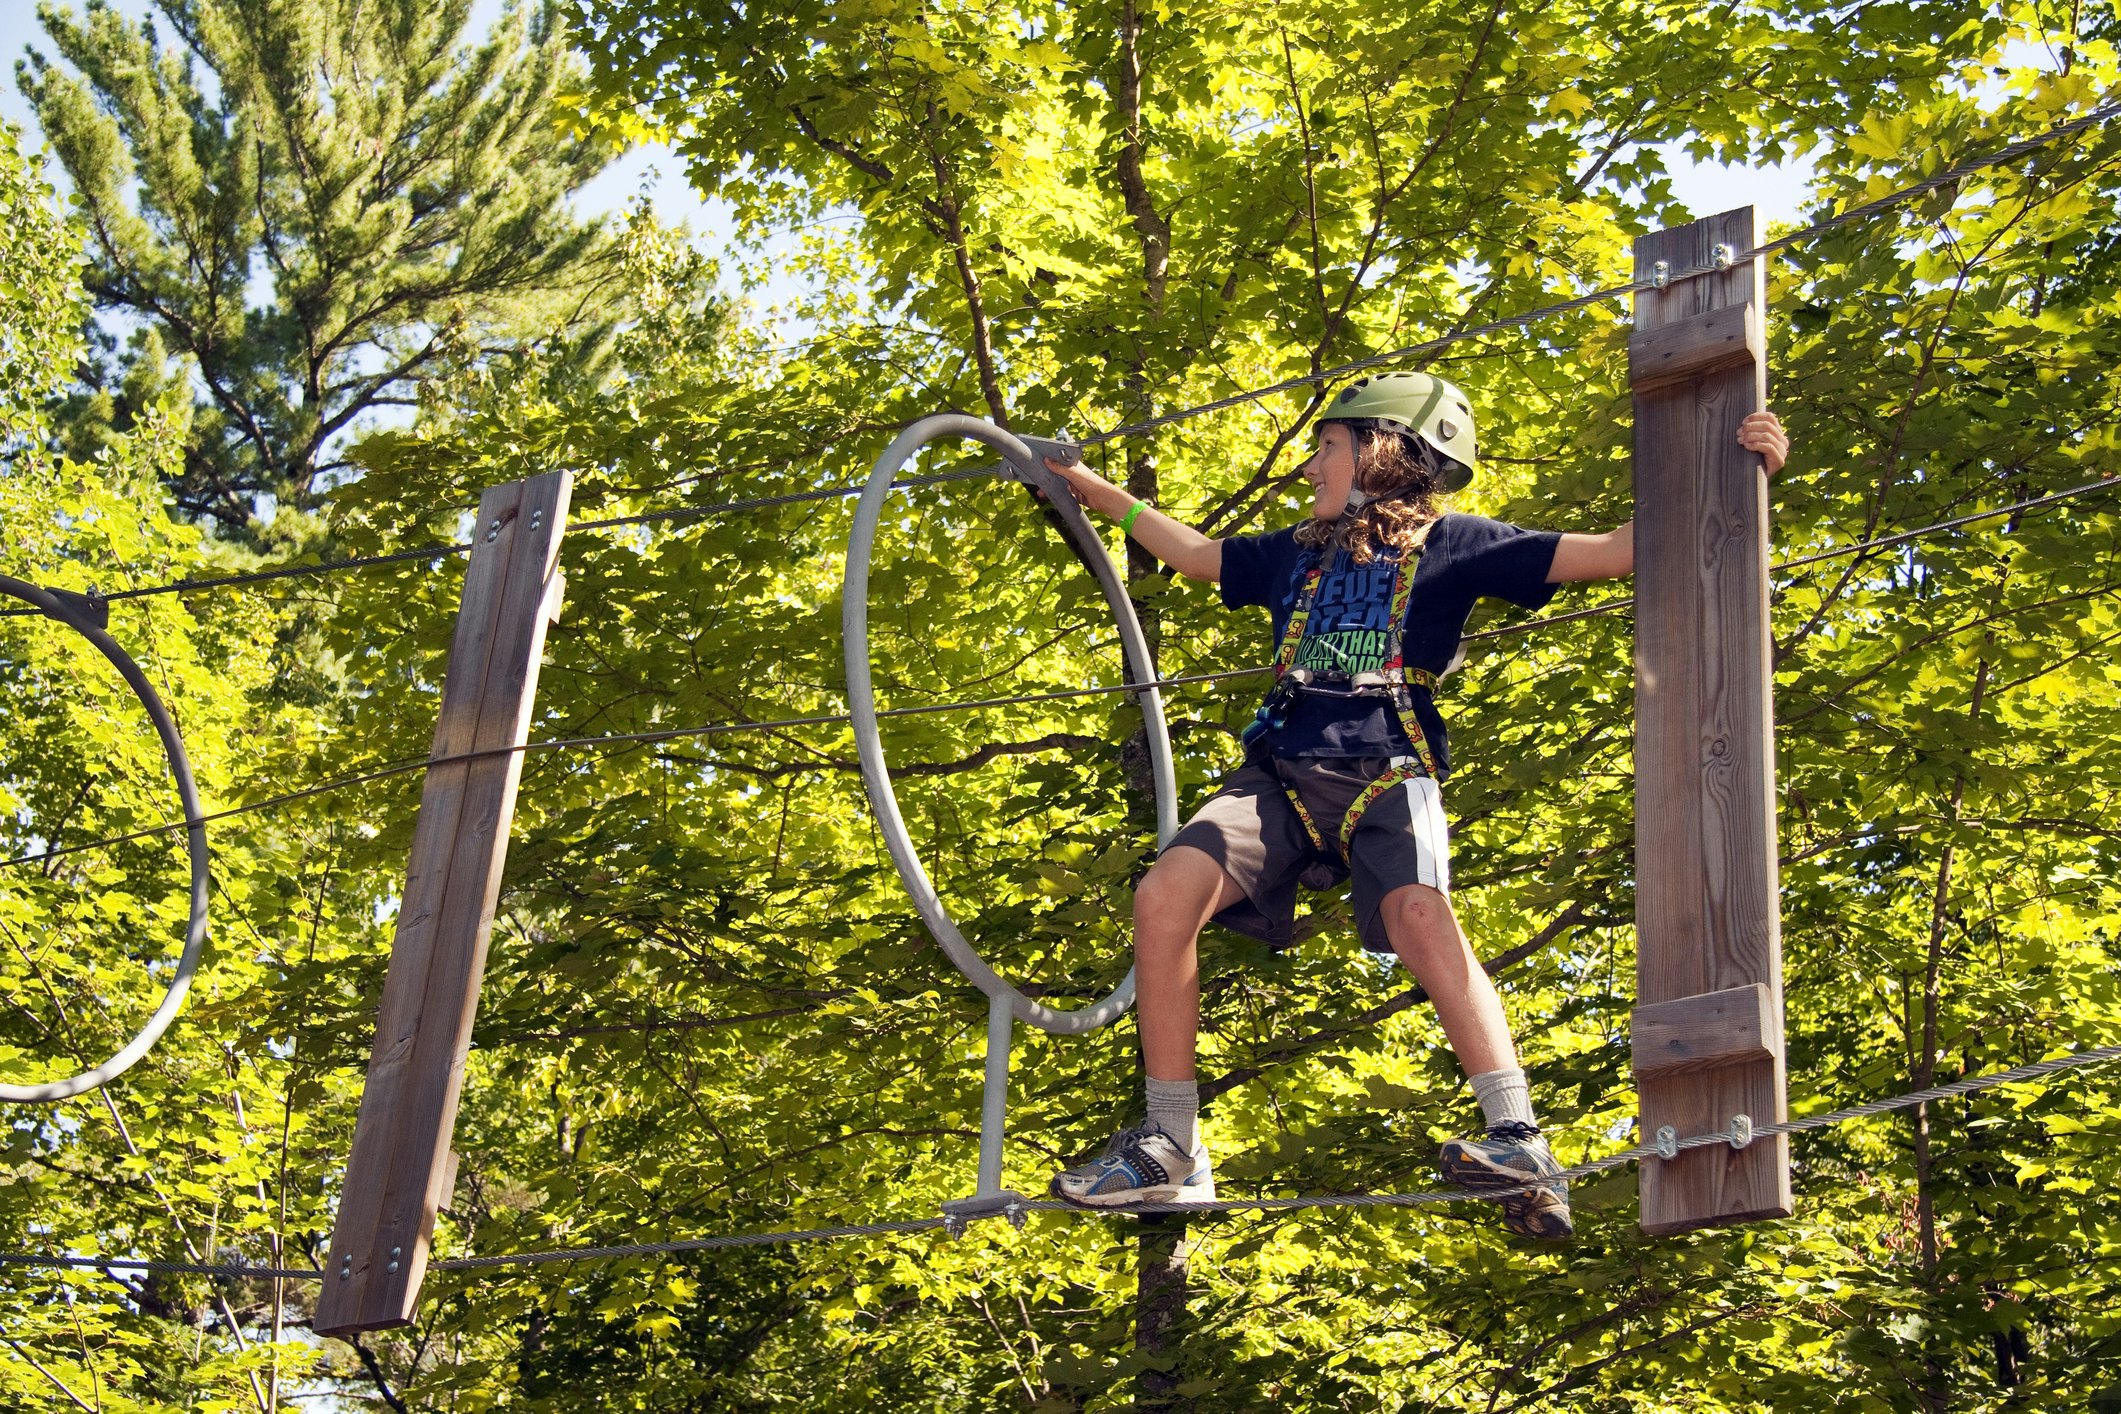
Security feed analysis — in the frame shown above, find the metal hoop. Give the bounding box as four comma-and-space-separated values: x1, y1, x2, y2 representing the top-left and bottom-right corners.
0, 576, 211, 1102
843, 415, 1179, 1035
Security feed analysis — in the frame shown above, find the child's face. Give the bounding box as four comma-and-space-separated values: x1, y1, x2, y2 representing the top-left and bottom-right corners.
1301, 422, 1358, 520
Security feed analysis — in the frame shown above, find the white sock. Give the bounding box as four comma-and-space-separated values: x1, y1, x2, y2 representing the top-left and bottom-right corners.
1144, 1076, 1200, 1153
1469, 1067, 1536, 1132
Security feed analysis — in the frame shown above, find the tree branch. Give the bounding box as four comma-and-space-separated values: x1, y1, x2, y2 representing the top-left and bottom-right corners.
3, 1339, 95, 1412
345, 1334, 410, 1414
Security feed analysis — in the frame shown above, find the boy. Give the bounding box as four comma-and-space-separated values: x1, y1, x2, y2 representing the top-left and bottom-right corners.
1040, 373, 1787, 1237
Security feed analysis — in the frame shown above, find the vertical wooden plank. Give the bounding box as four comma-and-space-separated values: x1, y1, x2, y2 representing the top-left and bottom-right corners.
1630, 209, 1793, 1234
316, 470, 571, 1334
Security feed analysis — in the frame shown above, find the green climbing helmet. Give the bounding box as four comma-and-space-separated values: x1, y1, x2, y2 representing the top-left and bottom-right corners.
1322, 371, 1477, 492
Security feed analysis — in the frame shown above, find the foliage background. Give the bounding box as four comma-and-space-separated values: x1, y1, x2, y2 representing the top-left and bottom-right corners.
3, 0, 2121, 1409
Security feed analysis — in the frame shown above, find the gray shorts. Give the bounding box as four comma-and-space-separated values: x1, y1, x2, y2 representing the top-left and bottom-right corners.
1162, 754, 1451, 954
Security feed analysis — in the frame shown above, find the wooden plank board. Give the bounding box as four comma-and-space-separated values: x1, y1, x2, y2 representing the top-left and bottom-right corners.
316, 471, 571, 1333
1629, 209, 1792, 1234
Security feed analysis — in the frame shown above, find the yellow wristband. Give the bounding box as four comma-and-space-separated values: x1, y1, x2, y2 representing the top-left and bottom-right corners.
1120, 500, 1149, 535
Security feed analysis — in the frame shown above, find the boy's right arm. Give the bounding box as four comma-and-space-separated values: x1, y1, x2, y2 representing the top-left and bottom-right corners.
1042, 457, 1224, 583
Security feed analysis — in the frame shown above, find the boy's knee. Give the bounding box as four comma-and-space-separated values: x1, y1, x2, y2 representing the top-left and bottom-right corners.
1382, 884, 1458, 947
1133, 862, 1190, 934
1133, 851, 1221, 944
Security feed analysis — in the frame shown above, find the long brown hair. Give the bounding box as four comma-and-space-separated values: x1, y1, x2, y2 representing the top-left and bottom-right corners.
1292, 421, 1450, 565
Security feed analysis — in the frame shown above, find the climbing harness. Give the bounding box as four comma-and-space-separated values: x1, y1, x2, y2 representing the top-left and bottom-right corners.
1242, 535, 1442, 863
0, 577, 211, 1103
842, 414, 1180, 1229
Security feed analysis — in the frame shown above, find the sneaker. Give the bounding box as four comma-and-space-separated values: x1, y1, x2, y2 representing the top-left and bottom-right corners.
1438, 1121, 1574, 1239
1049, 1124, 1216, 1209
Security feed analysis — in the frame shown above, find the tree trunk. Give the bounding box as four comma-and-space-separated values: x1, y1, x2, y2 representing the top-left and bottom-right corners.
925, 128, 1011, 428
1135, 1216, 1193, 1410
1116, 0, 1171, 598
1913, 657, 1988, 1414
1114, 8, 1190, 1406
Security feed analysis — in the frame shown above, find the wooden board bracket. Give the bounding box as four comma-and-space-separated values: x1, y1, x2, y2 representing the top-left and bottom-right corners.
1629, 303, 1763, 394
1632, 982, 1779, 1080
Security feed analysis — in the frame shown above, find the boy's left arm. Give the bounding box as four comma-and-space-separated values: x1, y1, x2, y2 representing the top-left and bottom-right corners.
1546, 411, 1789, 583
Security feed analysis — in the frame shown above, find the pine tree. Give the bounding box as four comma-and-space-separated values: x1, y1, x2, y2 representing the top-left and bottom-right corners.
19, 0, 627, 533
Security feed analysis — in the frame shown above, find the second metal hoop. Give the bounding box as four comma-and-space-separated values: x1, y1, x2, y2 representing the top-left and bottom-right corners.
842, 415, 1179, 1035
0, 576, 212, 1102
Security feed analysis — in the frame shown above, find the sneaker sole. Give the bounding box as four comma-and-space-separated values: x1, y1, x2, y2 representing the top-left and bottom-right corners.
1439, 1149, 1574, 1240
1502, 1201, 1575, 1240
1498, 1186, 1575, 1240
1438, 1148, 1560, 1191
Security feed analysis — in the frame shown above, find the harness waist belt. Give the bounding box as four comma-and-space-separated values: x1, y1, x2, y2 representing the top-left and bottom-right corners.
1285, 667, 1440, 693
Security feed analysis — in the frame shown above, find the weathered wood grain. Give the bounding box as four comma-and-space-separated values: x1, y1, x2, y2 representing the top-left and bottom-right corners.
316, 470, 571, 1333
1628, 302, 1762, 394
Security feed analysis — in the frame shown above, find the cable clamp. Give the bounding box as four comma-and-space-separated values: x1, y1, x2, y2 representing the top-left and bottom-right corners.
42, 586, 110, 631
1014, 434, 1084, 478
1650, 261, 1670, 289
941, 1189, 1031, 1239
1727, 1113, 1754, 1150
1654, 1125, 1677, 1161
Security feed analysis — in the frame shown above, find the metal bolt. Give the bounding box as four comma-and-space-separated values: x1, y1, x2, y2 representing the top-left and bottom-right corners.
942, 1213, 968, 1240
530, 509, 543, 532
1004, 1200, 1027, 1231
1727, 1113, 1755, 1150
1654, 1125, 1678, 1161
338, 1256, 352, 1280
1651, 260, 1670, 289
1713, 243, 1736, 270
485, 517, 503, 543
386, 1245, 403, 1274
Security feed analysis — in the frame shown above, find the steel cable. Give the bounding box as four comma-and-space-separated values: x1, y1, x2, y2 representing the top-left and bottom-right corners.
0, 466, 995, 619
1072, 94, 2121, 446
4, 1042, 2113, 1280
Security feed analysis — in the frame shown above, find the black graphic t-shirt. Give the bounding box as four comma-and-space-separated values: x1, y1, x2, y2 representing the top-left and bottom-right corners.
1219, 514, 1564, 772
